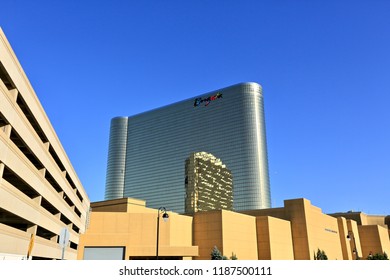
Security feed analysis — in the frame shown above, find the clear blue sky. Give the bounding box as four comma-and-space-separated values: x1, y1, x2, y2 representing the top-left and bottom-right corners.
2, 0, 389, 214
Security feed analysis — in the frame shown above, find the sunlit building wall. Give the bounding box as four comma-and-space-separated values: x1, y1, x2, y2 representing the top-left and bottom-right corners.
79, 197, 390, 260
0, 28, 90, 260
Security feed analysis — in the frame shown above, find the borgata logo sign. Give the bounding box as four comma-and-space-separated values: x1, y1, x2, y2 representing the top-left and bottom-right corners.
193, 93, 223, 107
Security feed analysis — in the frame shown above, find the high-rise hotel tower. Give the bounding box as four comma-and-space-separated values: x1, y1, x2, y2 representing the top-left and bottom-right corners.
105, 82, 271, 213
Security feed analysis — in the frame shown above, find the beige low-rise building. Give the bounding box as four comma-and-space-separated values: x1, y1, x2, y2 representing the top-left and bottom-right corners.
78, 197, 389, 260
242, 198, 344, 259
0, 28, 90, 260
331, 211, 390, 258
78, 198, 198, 260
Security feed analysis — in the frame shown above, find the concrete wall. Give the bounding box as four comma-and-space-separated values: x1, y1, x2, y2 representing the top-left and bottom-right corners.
337, 217, 353, 260
78, 199, 198, 260
193, 210, 258, 260
359, 225, 390, 259
302, 200, 343, 260
193, 211, 223, 260
221, 211, 258, 260
0, 28, 89, 260
256, 216, 294, 260
241, 198, 346, 260
80, 198, 390, 260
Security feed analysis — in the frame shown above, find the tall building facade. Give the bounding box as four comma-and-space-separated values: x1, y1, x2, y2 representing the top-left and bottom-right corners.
185, 152, 233, 214
0, 28, 90, 259
105, 82, 271, 213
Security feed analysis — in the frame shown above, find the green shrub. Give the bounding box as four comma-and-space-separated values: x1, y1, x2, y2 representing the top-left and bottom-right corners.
211, 246, 223, 260
367, 252, 389, 260
230, 252, 238, 260
314, 249, 328, 260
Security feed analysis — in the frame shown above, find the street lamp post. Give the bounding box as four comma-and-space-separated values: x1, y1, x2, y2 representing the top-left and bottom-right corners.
156, 207, 169, 260
347, 231, 359, 260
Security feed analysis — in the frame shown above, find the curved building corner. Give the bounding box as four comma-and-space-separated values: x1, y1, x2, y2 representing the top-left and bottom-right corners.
105, 117, 129, 200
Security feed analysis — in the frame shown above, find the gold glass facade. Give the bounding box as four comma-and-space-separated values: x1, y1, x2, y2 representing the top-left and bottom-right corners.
185, 152, 233, 214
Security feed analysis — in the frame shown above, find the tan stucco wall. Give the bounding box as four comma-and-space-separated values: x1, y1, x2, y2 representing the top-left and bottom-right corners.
377, 225, 390, 256
303, 201, 343, 260
346, 220, 362, 260
256, 216, 294, 260
91, 198, 151, 213
241, 198, 346, 260
193, 210, 258, 260
365, 215, 387, 226
358, 225, 390, 259
283, 199, 310, 259
79, 198, 390, 260
337, 217, 353, 260
193, 211, 223, 260
221, 210, 258, 260
331, 212, 388, 228
170, 213, 194, 247
78, 200, 198, 259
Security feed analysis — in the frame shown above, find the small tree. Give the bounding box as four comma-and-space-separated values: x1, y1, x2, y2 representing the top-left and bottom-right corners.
211, 246, 223, 260
314, 249, 328, 260
367, 252, 389, 260
210, 246, 229, 260
230, 252, 238, 260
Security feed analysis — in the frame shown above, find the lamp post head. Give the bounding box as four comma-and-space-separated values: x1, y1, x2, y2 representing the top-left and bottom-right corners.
156, 207, 169, 260
158, 207, 169, 222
